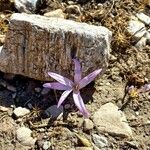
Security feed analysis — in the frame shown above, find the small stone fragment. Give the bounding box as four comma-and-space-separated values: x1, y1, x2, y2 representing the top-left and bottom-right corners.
13, 107, 30, 118
135, 36, 147, 50
136, 12, 150, 25
41, 88, 50, 95
16, 127, 36, 147
92, 134, 108, 149
6, 84, 16, 92
125, 141, 139, 149
44, 9, 65, 18
43, 141, 51, 150
128, 19, 146, 40
27, 103, 33, 109
93, 102, 132, 138
14, 0, 42, 13
45, 105, 63, 118
34, 87, 41, 93
65, 5, 82, 16
83, 119, 94, 131
0, 34, 5, 44
0, 106, 9, 112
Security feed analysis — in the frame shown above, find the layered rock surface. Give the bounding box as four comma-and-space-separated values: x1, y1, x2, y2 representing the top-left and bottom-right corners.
0, 13, 112, 81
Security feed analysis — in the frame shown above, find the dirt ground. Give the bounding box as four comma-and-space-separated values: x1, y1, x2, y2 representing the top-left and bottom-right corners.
0, 0, 150, 150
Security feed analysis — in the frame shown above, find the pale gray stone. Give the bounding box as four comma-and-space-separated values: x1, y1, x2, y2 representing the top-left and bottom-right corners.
13, 107, 30, 118
128, 18, 146, 40
136, 13, 150, 25
0, 13, 111, 81
45, 105, 63, 118
43, 141, 51, 150
83, 119, 94, 131
14, 0, 41, 13
92, 134, 108, 149
135, 36, 147, 50
16, 127, 36, 147
41, 88, 50, 95
44, 9, 65, 18
0, 106, 9, 112
93, 103, 132, 138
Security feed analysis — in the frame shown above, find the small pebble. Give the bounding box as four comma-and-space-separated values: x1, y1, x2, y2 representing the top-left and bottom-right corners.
135, 36, 147, 50
43, 141, 51, 150
0, 34, 5, 44
34, 87, 41, 93
136, 12, 150, 25
16, 127, 36, 146
45, 105, 63, 118
13, 107, 30, 118
127, 19, 146, 40
83, 119, 94, 131
0, 106, 9, 112
41, 88, 50, 95
68, 1, 75, 5
12, 93, 17, 99
135, 111, 139, 116
27, 103, 33, 109
64, 104, 71, 109
14, 0, 42, 13
44, 9, 65, 18
125, 141, 139, 148
65, 5, 82, 16
92, 134, 108, 149
6, 84, 16, 92
16, 118, 23, 123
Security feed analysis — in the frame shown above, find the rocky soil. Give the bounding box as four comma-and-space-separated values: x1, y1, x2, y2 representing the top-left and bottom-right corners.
0, 0, 150, 150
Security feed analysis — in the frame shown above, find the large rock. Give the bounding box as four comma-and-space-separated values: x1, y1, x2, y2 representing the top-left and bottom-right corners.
0, 13, 112, 81
93, 103, 132, 138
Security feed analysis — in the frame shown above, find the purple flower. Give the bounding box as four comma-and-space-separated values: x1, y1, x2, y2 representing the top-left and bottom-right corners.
43, 59, 102, 118
127, 84, 150, 96
138, 84, 150, 93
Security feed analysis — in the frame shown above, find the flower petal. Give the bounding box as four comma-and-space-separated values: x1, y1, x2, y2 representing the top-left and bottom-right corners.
48, 72, 73, 87
57, 89, 72, 108
138, 84, 150, 93
73, 59, 82, 83
79, 69, 102, 89
43, 82, 71, 90
73, 92, 90, 118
